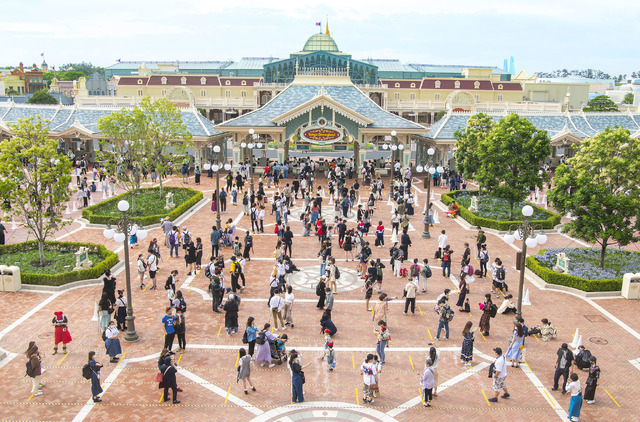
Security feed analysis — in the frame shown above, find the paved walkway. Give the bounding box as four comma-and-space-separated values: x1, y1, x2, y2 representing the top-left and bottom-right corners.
0, 172, 637, 421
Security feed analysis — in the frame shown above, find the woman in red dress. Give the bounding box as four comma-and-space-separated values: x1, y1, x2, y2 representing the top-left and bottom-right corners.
52, 311, 72, 355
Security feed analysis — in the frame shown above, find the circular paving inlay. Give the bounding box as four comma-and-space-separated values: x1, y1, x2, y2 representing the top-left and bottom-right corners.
250, 402, 398, 422
289, 265, 363, 293
589, 337, 608, 345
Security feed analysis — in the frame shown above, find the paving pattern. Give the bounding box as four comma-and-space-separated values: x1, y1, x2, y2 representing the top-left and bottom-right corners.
0, 172, 638, 421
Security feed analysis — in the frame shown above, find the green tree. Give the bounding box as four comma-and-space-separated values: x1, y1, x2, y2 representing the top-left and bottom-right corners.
622, 92, 635, 105
583, 95, 618, 112
548, 127, 640, 268
97, 108, 147, 214
0, 117, 72, 265
27, 89, 58, 105
475, 113, 550, 219
454, 113, 494, 183
138, 97, 193, 197
61, 62, 104, 77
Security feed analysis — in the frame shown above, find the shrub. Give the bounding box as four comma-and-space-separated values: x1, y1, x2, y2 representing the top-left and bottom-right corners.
82, 187, 203, 226
0, 241, 119, 286
441, 190, 561, 230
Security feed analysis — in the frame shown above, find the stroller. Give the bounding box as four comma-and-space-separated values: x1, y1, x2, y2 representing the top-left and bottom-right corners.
268, 338, 287, 365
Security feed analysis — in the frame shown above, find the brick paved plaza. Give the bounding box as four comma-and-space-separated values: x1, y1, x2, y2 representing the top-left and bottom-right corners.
0, 172, 638, 422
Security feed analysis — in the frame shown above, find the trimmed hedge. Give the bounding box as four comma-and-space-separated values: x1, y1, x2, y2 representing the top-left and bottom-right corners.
440, 190, 561, 230
0, 241, 119, 286
82, 187, 203, 226
526, 249, 622, 292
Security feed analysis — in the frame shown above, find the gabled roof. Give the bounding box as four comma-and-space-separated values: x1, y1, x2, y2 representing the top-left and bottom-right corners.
217, 83, 424, 131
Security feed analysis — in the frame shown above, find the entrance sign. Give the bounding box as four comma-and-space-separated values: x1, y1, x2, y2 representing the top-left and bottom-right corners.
299, 119, 345, 145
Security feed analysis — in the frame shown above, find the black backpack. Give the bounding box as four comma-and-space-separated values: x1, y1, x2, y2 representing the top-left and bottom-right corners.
490, 304, 498, 318
479, 234, 487, 244
204, 264, 213, 279
316, 281, 325, 296
334, 266, 341, 279
25, 360, 34, 377
496, 267, 506, 281
256, 331, 266, 345
82, 364, 92, 380
576, 350, 593, 370
102, 329, 108, 341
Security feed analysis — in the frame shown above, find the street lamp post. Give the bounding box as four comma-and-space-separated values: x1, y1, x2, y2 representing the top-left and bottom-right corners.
103, 200, 148, 343
503, 205, 548, 320
416, 147, 442, 238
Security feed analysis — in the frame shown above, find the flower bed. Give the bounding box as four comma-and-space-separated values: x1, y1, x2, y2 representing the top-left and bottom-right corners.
82, 187, 203, 226
0, 241, 119, 286
440, 190, 560, 230
525, 247, 640, 292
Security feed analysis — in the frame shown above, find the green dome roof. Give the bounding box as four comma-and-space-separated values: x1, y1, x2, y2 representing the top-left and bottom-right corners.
302, 33, 340, 52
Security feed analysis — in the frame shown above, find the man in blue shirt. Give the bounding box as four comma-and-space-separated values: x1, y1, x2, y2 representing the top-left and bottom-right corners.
210, 225, 222, 258
162, 307, 176, 351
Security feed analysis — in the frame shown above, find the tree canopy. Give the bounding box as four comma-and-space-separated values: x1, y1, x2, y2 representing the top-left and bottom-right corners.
0, 117, 72, 265
454, 113, 494, 181
548, 127, 640, 268
583, 95, 618, 112
27, 89, 58, 105
622, 92, 635, 105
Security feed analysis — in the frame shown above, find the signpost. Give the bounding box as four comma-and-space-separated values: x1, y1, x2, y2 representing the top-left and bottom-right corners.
554, 252, 571, 274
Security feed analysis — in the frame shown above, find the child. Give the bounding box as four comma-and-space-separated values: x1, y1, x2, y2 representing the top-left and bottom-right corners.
275, 334, 288, 358
566, 372, 582, 421
319, 342, 337, 371
462, 298, 470, 313
321, 329, 332, 351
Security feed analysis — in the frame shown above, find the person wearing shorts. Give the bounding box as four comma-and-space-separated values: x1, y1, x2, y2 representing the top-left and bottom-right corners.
489, 347, 509, 402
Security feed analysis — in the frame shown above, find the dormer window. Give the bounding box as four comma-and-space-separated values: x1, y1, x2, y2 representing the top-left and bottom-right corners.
395, 83, 400, 88
137, 79, 143, 85
241, 80, 247, 86
201, 77, 207, 85
474, 81, 480, 89
410, 83, 416, 88
161, 77, 167, 85
454, 81, 460, 89
435, 81, 441, 89
181, 77, 187, 85
498, 84, 503, 90
226, 80, 231, 86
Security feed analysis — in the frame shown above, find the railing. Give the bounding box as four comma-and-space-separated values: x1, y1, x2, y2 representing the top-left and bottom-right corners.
253, 82, 289, 88
297, 67, 349, 77
385, 99, 565, 112
355, 83, 388, 89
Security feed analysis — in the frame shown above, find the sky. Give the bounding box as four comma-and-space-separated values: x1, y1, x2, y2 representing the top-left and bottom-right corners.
2, 0, 638, 76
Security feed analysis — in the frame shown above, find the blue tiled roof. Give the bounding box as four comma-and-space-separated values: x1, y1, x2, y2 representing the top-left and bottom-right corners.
568, 115, 598, 137
218, 84, 424, 130
0, 104, 224, 138
584, 115, 639, 132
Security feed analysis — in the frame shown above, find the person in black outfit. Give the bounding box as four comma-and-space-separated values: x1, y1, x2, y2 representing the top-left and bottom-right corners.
102, 270, 117, 305
283, 226, 294, 257
552, 343, 574, 393
337, 220, 347, 247
160, 360, 180, 404
316, 278, 326, 309
400, 231, 412, 263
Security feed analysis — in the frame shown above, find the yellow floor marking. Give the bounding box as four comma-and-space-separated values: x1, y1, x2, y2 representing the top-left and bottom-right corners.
57, 352, 70, 366
480, 332, 487, 341
533, 334, 540, 341
158, 393, 164, 403
27, 392, 35, 402
234, 352, 239, 368
271, 326, 274, 334
225, 386, 231, 403
525, 361, 532, 372
468, 311, 472, 317
188, 285, 193, 293
418, 306, 423, 316
177, 353, 183, 365
409, 354, 415, 370
427, 329, 433, 341
217, 326, 222, 338
142, 283, 150, 293
352, 354, 355, 369
481, 388, 491, 406
420, 388, 425, 405
605, 389, 620, 407
355, 387, 359, 405
543, 389, 554, 404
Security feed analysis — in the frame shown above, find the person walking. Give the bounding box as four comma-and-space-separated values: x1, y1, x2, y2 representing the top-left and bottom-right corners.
137, 253, 147, 289
421, 259, 432, 292
420, 358, 436, 407
565, 373, 583, 421
237, 347, 257, 395
375, 320, 390, 365
505, 322, 525, 367
360, 353, 379, 404
435, 298, 452, 340
174, 309, 186, 352
441, 246, 453, 278
269, 288, 286, 331
316, 277, 327, 310
290, 350, 311, 403
51, 311, 72, 355
25, 342, 44, 397
255, 324, 277, 368
583, 357, 600, 404
488, 347, 510, 402
479, 293, 493, 336
160, 358, 180, 404
437, 230, 447, 258
403, 279, 417, 315
98, 293, 112, 334
223, 294, 240, 336
147, 249, 158, 290
428, 346, 441, 397
284, 285, 295, 329
244, 317, 258, 356
552, 343, 574, 393
88, 351, 103, 402
479, 244, 489, 278
461, 321, 475, 366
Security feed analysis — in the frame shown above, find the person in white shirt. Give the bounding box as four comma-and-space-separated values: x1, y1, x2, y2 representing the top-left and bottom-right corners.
147, 252, 158, 290
258, 206, 265, 233
269, 289, 286, 331
284, 285, 295, 328
566, 372, 582, 421
360, 353, 378, 404
488, 347, 509, 402
437, 230, 447, 258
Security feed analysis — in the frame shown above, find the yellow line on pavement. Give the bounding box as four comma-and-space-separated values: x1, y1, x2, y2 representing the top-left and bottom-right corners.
352, 354, 355, 369
427, 329, 433, 341
27, 392, 35, 402
188, 285, 193, 293
533, 334, 540, 341
142, 283, 150, 293
481, 388, 490, 406
225, 386, 231, 403
355, 387, 359, 405
543, 389, 554, 405
418, 306, 423, 316
420, 388, 425, 405
57, 352, 70, 366
480, 332, 487, 342
158, 393, 164, 403
605, 389, 620, 407
409, 354, 415, 370
177, 353, 183, 365
217, 326, 222, 338
234, 352, 239, 368
118, 352, 126, 364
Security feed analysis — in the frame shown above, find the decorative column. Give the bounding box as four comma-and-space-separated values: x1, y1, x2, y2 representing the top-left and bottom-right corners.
354, 139, 360, 170
284, 137, 289, 162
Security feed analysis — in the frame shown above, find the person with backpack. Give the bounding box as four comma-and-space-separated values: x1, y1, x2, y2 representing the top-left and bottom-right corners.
147, 248, 159, 290
479, 293, 494, 336
374, 258, 385, 293
488, 347, 510, 402
476, 226, 486, 258
479, 244, 489, 278
208, 271, 223, 314
435, 298, 453, 340
315, 277, 327, 310
552, 343, 574, 393
491, 258, 507, 297
409, 258, 421, 291
421, 259, 432, 292
254, 323, 277, 368
461, 242, 471, 268
574, 346, 592, 371
169, 226, 180, 258
441, 246, 453, 278
87, 351, 103, 402
25, 341, 44, 397
390, 243, 402, 278
174, 309, 187, 352
229, 256, 243, 293
181, 226, 191, 254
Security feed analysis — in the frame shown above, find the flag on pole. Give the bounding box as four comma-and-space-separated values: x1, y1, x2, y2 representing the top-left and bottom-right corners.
41, 53, 44, 57
315, 21, 321, 26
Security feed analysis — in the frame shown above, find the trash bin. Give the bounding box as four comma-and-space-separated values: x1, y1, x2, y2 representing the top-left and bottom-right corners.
622, 273, 640, 299
0, 265, 6, 292
2, 266, 21, 292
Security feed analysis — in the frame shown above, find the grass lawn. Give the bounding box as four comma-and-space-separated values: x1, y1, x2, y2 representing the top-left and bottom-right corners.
534, 247, 640, 280
454, 191, 548, 221
93, 190, 193, 218
0, 248, 102, 274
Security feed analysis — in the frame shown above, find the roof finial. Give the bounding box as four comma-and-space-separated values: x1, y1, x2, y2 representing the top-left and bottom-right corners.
326, 16, 330, 36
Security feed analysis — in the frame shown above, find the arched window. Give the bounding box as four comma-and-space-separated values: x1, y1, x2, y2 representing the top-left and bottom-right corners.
241, 90, 247, 98
395, 83, 400, 88
161, 89, 167, 97
410, 83, 416, 88
201, 90, 206, 97
161, 77, 167, 85
137, 89, 143, 96
181, 77, 187, 85
497, 94, 504, 101
201, 77, 207, 85
435, 81, 441, 89
225, 90, 231, 97
454, 81, 460, 89
241, 80, 246, 86
394, 92, 400, 100
498, 84, 504, 90
225, 80, 231, 86
410, 93, 416, 100
435, 93, 441, 101
474, 81, 480, 89
137, 79, 143, 85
